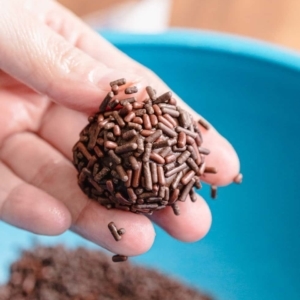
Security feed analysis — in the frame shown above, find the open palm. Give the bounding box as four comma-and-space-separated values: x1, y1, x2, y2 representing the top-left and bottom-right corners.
0, 0, 239, 256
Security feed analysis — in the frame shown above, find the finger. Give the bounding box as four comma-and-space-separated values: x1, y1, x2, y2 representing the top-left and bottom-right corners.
0, 132, 155, 256
150, 194, 212, 242
0, 0, 144, 113
0, 161, 71, 235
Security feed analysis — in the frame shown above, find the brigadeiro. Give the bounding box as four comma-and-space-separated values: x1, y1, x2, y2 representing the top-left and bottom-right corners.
72, 78, 217, 216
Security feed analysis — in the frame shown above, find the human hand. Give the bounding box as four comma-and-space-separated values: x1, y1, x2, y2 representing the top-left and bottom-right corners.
0, 0, 240, 256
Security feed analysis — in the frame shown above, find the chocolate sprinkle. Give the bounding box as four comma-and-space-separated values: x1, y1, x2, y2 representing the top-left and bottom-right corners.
72, 80, 217, 215
0, 246, 213, 300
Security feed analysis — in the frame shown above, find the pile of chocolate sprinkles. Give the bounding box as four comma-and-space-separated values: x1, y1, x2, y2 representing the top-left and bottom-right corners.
0, 246, 213, 300
73, 79, 217, 216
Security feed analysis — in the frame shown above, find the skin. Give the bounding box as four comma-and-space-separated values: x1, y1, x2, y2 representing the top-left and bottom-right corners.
0, 0, 240, 256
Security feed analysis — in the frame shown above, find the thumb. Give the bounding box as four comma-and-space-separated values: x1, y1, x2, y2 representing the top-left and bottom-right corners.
0, 1, 142, 113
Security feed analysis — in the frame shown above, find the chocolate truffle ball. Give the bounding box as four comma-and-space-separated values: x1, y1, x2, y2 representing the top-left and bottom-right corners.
72, 79, 214, 215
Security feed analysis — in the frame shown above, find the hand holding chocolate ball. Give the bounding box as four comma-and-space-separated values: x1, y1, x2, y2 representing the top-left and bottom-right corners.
0, 0, 240, 258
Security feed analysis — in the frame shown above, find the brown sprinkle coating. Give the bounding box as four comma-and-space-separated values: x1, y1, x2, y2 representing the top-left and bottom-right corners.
198, 117, 211, 130
110, 78, 126, 87
211, 185, 217, 199
108, 222, 121, 241
73, 82, 219, 216
112, 254, 128, 262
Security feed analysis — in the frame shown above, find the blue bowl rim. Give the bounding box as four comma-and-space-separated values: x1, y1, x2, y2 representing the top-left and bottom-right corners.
101, 29, 300, 73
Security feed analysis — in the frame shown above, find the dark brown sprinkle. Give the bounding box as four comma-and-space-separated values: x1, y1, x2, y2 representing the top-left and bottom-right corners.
107, 132, 116, 141
108, 222, 121, 241
104, 122, 115, 130
110, 78, 126, 87
164, 162, 176, 172
198, 147, 210, 155
173, 145, 187, 152
145, 103, 155, 114
112, 111, 126, 128
190, 189, 198, 202
152, 140, 170, 150
122, 129, 137, 140
143, 162, 153, 191
115, 143, 138, 154
153, 104, 162, 116
112, 254, 128, 263
198, 117, 210, 130
165, 154, 177, 164
177, 132, 187, 148
87, 156, 97, 169
128, 122, 142, 131
161, 108, 180, 117
94, 167, 110, 182
145, 129, 162, 143
94, 146, 104, 158
186, 157, 199, 173
133, 102, 144, 109
169, 188, 180, 205
108, 98, 120, 110
157, 122, 178, 138
165, 163, 187, 178
135, 109, 147, 117
132, 116, 143, 124
120, 97, 136, 105
171, 171, 183, 189
115, 193, 131, 205
181, 170, 196, 185
140, 129, 155, 137
128, 155, 139, 170
115, 204, 131, 211
233, 173, 243, 184
111, 84, 119, 95
158, 115, 174, 128
99, 91, 114, 112
157, 165, 166, 186
176, 126, 198, 139
194, 177, 202, 189
150, 152, 165, 164
125, 86, 138, 94
179, 178, 196, 201
143, 143, 152, 162
146, 86, 157, 100
125, 170, 132, 188
135, 203, 158, 209
132, 162, 142, 188
127, 187, 137, 202
186, 135, 195, 145
76, 142, 92, 160
164, 187, 170, 201
150, 162, 158, 184
124, 111, 136, 123
116, 165, 128, 182
211, 185, 217, 199
177, 107, 191, 128
204, 166, 218, 174
104, 140, 118, 149
162, 115, 177, 129
177, 150, 191, 164
153, 91, 172, 104
107, 150, 121, 164
117, 228, 126, 235
172, 203, 180, 216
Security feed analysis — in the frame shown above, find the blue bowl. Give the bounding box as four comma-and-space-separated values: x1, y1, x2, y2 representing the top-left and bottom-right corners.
1, 30, 300, 300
